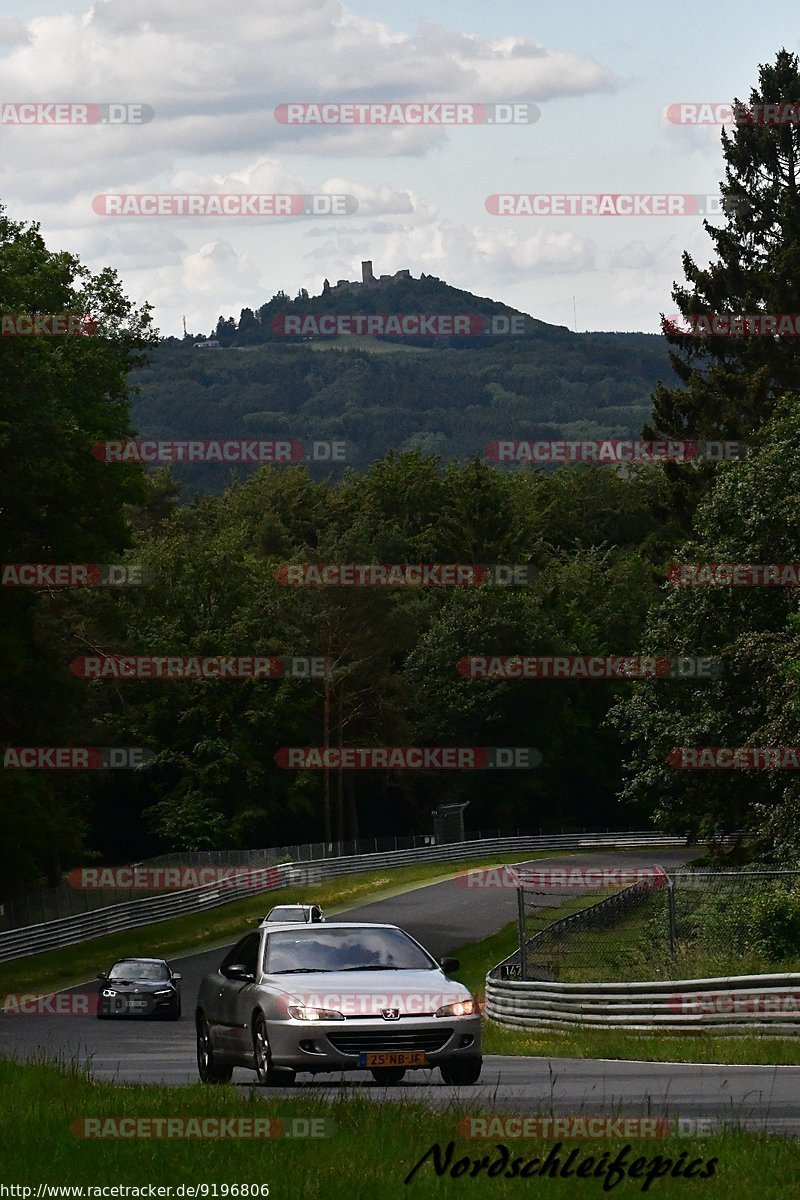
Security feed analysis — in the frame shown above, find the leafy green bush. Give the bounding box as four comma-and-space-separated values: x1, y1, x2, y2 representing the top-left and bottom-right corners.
686, 880, 800, 963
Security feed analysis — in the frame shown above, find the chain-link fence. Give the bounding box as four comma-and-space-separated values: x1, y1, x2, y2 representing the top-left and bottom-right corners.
505, 868, 800, 983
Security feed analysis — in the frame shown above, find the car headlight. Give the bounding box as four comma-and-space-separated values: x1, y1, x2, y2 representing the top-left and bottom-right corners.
102, 989, 116, 997
287, 1005, 345, 1021
434, 998, 477, 1018
153, 989, 172, 996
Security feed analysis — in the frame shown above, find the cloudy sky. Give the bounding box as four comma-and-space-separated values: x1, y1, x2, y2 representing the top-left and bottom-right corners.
1, 0, 797, 337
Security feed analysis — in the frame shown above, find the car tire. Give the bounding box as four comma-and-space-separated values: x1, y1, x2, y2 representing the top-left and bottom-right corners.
252, 1013, 295, 1086
370, 1068, 406, 1085
440, 1057, 483, 1086
196, 1013, 233, 1084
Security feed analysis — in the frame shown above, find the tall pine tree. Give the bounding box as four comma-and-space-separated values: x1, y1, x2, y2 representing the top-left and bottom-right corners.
647, 50, 800, 445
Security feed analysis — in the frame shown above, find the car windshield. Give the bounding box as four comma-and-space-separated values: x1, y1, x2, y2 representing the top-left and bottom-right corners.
108, 960, 170, 982
263, 927, 436, 974
267, 909, 308, 922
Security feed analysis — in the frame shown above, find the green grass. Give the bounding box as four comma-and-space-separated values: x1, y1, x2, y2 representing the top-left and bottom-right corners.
0, 852, 553, 999
445, 921, 800, 1065
485, 1025, 800, 1065
1, 1058, 799, 1197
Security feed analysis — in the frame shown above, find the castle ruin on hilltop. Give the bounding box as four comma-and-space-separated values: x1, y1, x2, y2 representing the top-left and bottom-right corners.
322, 261, 413, 296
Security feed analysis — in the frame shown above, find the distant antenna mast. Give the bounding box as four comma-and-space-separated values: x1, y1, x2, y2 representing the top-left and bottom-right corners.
182, 315, 187, 338
573, 297, 578, 332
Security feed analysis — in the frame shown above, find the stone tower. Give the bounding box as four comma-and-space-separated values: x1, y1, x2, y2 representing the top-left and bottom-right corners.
361, 260, 375, 285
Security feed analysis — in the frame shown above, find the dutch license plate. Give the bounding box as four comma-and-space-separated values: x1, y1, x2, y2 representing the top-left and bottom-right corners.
358, 1051, 426, 1068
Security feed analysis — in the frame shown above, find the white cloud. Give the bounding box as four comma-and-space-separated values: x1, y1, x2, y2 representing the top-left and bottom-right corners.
0, 0, 616, 176
0, 19, 31, 47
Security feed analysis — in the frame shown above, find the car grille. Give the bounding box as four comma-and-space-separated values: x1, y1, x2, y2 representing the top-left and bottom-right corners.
327, 1029, 453, 1055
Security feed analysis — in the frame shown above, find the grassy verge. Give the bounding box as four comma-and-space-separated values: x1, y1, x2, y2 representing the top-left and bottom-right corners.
446, 922, 800, 1065
1, 1058, 799, 1197
0, 852, 555, 998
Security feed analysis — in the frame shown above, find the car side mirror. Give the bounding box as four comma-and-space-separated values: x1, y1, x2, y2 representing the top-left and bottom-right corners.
439, 957, 460, 973
96, 971, 106, 979
224, 963, 255, 982
171, 973, 182, 982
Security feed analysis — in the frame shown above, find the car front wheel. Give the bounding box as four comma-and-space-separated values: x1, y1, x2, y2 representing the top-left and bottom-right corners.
440, 1057, 482, 1085
196, 1013, 232, 1083
252, 1013, 295, 1086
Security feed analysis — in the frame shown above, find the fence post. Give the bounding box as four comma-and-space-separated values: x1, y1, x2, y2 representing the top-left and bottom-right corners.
667, 877, 677, 957
516, 884, 527, 981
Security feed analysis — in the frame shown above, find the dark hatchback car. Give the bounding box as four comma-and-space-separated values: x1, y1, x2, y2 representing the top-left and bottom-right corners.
96, 957, 182, 1020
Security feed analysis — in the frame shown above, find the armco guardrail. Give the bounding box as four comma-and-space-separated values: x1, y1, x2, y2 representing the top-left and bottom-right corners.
0, 831, 689, 964
484, 972, 800, 1034
2, 825, 674, 930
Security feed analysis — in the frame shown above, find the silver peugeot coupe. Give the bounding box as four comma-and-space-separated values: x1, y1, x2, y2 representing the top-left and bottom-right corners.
195, 921, 482, 1086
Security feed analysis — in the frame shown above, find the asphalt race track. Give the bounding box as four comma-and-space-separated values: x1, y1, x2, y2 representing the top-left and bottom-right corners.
4, 848, 800, 1134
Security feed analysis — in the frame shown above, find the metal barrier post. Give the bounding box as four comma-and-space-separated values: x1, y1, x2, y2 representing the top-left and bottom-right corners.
517, 884, 527, 981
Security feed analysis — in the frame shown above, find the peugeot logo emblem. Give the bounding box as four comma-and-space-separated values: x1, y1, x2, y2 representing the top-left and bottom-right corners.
381, 1008, 400, 1020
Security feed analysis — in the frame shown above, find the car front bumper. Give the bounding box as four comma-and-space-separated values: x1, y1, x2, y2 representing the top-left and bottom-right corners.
98, 992, 178, 1018
266, 1013, 482, 1072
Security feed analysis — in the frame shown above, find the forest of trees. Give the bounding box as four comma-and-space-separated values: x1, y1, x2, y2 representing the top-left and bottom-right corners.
2, 49, 800, 900
131, 322, 669, 494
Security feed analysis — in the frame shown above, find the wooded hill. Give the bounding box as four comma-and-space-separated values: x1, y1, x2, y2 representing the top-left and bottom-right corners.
130, 274, 670, 494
